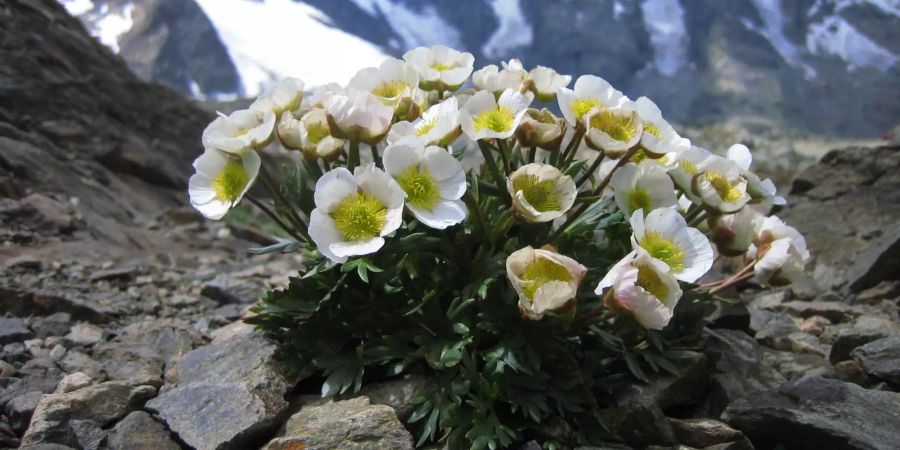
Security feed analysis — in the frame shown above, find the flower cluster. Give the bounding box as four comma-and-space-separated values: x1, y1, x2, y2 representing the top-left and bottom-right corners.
187, 46, 809, 448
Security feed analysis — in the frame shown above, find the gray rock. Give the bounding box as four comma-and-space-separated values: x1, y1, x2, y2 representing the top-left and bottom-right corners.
355, 374, 435, 421
0, 358, 64, 411
748, 306, 797, 335
830, 328, 892, 364
106, 411, 181, 450
65, 323, 104, 347
0, 416, 19, 448
201, 274, 262, 304
57, 350, 105, 382
723, 375, 900, 450
703, 329, 784, 415
263, 397, 414, 450
600, 384, 677, 447
0, 359, 14, 377
70, 419, 106, 450
94, 343, 164, 387
668, 418, 752, 450
5, 390, 44, 433
769, 351, 830, 380
30, 313, 72, 339
0, 316, 34, 344
54, 372, 93, 394
845, 227, 900, 292
118, 319, 207, 374
775, 301, 858, 323
0, 288, 110, 324
833, 360, 871, 386
20, 382, 156, 447
851, 336, 900, 385
799, 315, 831, 336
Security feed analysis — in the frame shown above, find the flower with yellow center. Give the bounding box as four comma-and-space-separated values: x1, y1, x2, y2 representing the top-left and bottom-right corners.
308, 164, 405, 263
515, 108, 565, 151
278, 110, 345, 160
324, 88, 394, 145
526, 66, 571, 103
596, 247, 682, 330
557, 75, 627, 126
692, 155, 752, 213
250, 77, 305, 116
635, 96, 690, 158
630, 208, 714, 282
584, 101, 643, 157
202, 109, 276, 154
387, 97, 461, 147
749, 214, 809, 286
667, 145, 711, 204
726, 144, 786, 206
460, 89, 533, 140
472, 61, 526, 95
188, 149, 260, 220
349, 58, 419, 109
506, 246, 587, 320
402, 45, 475, 92
610, 163, 678, 218
507, 163, 577, 223
383, 139, 467, 229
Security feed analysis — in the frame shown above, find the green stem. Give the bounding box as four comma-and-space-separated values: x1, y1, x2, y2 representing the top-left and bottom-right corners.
348, 141, 360, 171
369, 144, 382, 167
497, 139, 511, 174
688, 210, 708, 228
246, 195, 306, 243
575, 152, 606, 188
477, 140, 510, 202
258, 164, 311, 241
558, 126, 585, 168
463, 190, 490, 245
528, 145, 537, 164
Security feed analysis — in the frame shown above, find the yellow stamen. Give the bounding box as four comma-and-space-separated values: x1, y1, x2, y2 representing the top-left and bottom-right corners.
627, 186, 653, 213
330, 192, 388, 241
395, 165, 441, 210
429, 62, 454, 72
521, 257, 572, 300
306, 122, 330, 145
705, 172, 743, 202
643, 123, 662, 138
636, 264, 669, 301
572, 98, 600, 120
473, 106, 515, 132
678, 159, 697, 175
639, 231, 686, 272
212, 161, 249, 202
372, 80, 409, 98
589, 111, 638, 142
416, 118, 438, 136
513, 175, 561, 212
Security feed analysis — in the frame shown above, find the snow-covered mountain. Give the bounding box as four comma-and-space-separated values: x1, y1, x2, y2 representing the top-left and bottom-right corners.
59, 0, 900, 137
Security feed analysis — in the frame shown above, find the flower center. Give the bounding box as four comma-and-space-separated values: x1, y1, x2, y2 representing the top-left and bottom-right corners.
416, 118, 438, 136
306, 122, 330, 145
705, 172, 743, 202
643, 123, 662, 138
395, 165, 441, 210
372, 80, 409, 98
521, 257, 572, 300
212, 160, 249, 202
473, 106, 515, 132
639, 231, 686, 272
330, 192, 388, 241
513, 175, 561, 212
677, 159, 697, 175
627, 186, 653, 213
571, 98, 600, 120
589, 111, 638, 142
429, 62, 455, 72
636, 264, 669, 302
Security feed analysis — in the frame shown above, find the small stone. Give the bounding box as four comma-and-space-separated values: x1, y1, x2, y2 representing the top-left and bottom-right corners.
49, 344, 67, 362
775, 301, 858, 323
24, 338, 46, 357
5, 390, 44, 433
355, 374, 435, 421
0, 317, 34, 344
88, 267, 136, 282
58, 350, 105, 382
201, 274, 262, 304
851, 336, 900, 385
30, 313, 72, 339
829, 327, 891, 364
834, 360, 870, 386
55, 372, 94, 394
44, 336, 72, 349
668, 418, 752, 449
94, 343, 163, 387
0, 359, 15, 377
106, 411, 181, 450
70, 419, 106, 450
66, 322, 104, 347
799, 315, 831, 336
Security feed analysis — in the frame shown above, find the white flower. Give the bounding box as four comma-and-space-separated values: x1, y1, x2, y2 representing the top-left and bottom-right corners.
630, 208, 714, 283
527, 66, 571, 103
202, 109, 276, 154
472, 63, 526, 94
708, 206, 761, 256
308, 164, 405, 263
249, 77, 304, 116
584, 101, 643, 157
299, 83, 343, 113
383, 139, 467, 229
349, 58, 419, 108
188, 149, 260, 220
610, 163, 678, 218
557, 75, 627, 126
668, 145, 712, 203
278, 110, 344, 160
752, 215, 810, 262
635, 96, 690, 158
726, 144, 786, 205
450, 134, 484, 173
693, 155, 752, 213
403, 45, 475, 91
596, 248, 682, 330
515, 108, 565, 151
460, 89, 533, 140
750, 238, 808, 286
387, 97, 461, 147
507, 163, 577, 223
507, 246, 587, 320
324, 88, 394, 144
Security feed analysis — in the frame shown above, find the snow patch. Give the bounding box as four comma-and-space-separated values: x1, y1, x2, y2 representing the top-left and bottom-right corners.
59, 0, 94, 16
94, 3, 134, 53
745, 0, 817, 79
374, 1, 463, 50
806, 15, 898, 71
640, 0, 688, 76
194, 0, 390, 97
613, 1, 626, 20
482, 0, 534, 59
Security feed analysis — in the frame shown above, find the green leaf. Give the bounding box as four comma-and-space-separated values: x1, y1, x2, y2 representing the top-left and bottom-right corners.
624, 352, 649, 383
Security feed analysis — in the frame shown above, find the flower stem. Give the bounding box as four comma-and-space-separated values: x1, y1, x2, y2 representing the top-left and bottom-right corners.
528, 145, 537, 164
497, 139, 511, 174
348, 141, 360, 171
463, 190, 490, 245
575, 152, 606, 188
258, 163, 311, 241
706, 260, 757, 294
369, 144, 382, 167
688, 210, 708, 228
246, 195, 307, 243
477, 140, 510, 202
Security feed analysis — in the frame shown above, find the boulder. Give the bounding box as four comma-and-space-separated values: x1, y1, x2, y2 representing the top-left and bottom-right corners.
703, 329, 784, 415
93, 343, 164, 387
0, 317, 33, 344
354, 374, 435, 421
851, 336, 900, 386
723, 375, 900, 450
668, 418, 752, 450
106, 411, 182, 450
830, 328, 893, 364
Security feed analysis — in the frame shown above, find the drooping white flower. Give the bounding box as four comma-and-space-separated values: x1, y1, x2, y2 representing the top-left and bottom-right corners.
387, 97, 461, 147
584, 101, 643, 157
188, 149, 260, 220
635, 96, 690, 158
749, 237, 808, 286
472, 62, 526, 95
527, 66, 571, 103
324, 88, 394, 145
708, 206, 761, 256
668, 145, 712, 203
459, 89, 533, 140
557, 75, 627, 126
402, 45, 475, 92
726, 144, 786, 205
515, 108, 565, 151
507, 246, 587, 320
507, 163, 577, 223
249, 77, 305, 116
693, 155, 752, 213
202, 109, 276, 154
308, 164, 405, 263
349, 58, 419, 108
630, 208, 714, 282
610, 163, 678, 218
299, 83, 343, 114
596, 247, 682, 330
278, 110, 345, 160
383, 139, 467, 229
752, 215, 810, 262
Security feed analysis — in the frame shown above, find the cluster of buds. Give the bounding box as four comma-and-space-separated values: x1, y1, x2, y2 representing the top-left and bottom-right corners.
187, 45, 809, 330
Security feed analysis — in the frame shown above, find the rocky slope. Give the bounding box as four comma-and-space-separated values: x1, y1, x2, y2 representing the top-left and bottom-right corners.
1, 1, 899, 449
63, 0, 900, 137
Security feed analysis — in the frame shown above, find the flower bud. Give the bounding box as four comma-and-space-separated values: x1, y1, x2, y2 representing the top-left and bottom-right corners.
707, 207, 759, 257
516, 108, 565, 151
506, 246, 587, 320
507, 164, 576, 223
276, 111, 303, 150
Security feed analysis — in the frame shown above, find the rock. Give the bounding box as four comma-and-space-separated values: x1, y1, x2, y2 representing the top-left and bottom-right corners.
703, 329, 784, 415
355, 374, 435, 421
0, 359, 14, 377
70, 419, 106, 450
833, 360, 870, 386
0, 288, 110, 324
147, 329, 295, 450
769, 351, 830, 380
723, 375, 900, 450
0, 316, 34, 344
66, 322, 104, 347
48, 344, 67, 362
55, 372, 94, 394
844, 227, 900, 292
706, 301, 751, 332
668, 418, 752, 450
0, 416, 19, 448
600, 384, 677, 447
0, 358, 64, 411
775, 301, 858, 323
799, 316, 831, 336
57, 351, 105, 382
851, 336, 900, 385
829, 328, 892, 364
5, 390, 44, 433
106, 411, 181, 450
88, 267, 136, 283
201, 274, 262, 304
20, 382, 156, 447
30, 313, 73, 339
118, 319, 207, 374
263, 397, 414, 450
94, 343, 164, 386
748, 306, 797, 335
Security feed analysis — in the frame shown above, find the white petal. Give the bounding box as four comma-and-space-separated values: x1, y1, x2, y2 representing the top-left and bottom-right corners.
330, 237, 386, 259
354, 163, 405, 208
308, 209, 346, 263
315, 167, 357, 212
422, 145, 465, 182
408, 199, 467, 229
726, 144, 753, 171
383, 139, 425, 176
